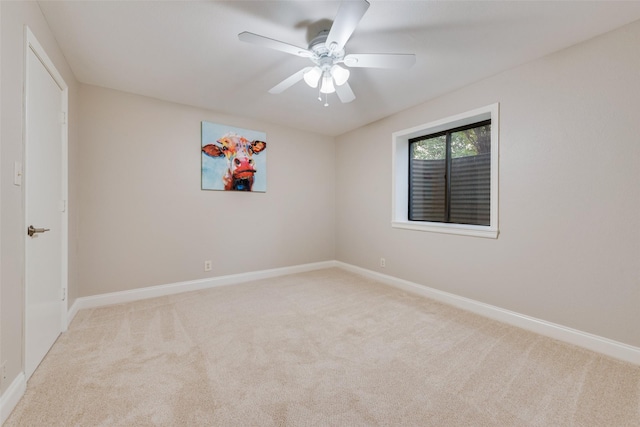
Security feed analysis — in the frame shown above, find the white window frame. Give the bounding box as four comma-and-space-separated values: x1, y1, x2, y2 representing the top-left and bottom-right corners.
392, 103, 499, 238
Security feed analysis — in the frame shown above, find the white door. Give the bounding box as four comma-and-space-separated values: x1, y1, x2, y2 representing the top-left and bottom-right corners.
24, 28, 68, 380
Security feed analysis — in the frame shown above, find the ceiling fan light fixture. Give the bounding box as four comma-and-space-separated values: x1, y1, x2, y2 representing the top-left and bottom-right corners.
303, 66, 322, 88
320, 72, 336, 94
238, 0, 416, 106
331, 64, 350, 86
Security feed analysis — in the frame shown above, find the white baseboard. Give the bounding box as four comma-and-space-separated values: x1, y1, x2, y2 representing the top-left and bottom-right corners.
0, 373, 26, 425
67, 260, 337, 326
336, 262, 640, 365
64, 259, 639, 365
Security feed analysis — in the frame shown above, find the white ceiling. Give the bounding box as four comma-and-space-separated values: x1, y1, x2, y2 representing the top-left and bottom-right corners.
38, 1, 640, 137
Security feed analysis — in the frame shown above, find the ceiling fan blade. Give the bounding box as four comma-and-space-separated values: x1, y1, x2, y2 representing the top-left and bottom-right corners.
238, 32, 312, 58
269, 67, 312, 94
325, 0, 370, 53
343, 53, 416, 69
336, 81, 356, 103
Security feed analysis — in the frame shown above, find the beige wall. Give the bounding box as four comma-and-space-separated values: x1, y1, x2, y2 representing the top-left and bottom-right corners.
0, 1, 80, 394
336, 20, 640, 347
77, 85, 336, 297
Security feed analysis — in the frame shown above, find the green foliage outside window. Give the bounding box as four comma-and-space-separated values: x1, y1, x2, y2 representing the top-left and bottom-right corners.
412, 125, 490, 160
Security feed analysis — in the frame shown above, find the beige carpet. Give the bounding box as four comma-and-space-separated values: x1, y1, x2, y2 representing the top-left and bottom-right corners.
6, 268, 640, 426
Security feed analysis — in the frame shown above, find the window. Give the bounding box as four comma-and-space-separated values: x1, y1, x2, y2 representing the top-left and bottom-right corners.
409, 120, 491, 225
392, 104, 499, 238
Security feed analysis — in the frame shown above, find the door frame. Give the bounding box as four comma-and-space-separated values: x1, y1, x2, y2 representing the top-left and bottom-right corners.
23, 26, 69, 377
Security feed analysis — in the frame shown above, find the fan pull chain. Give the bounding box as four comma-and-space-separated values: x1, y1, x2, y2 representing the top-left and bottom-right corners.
324, 92, 329, 107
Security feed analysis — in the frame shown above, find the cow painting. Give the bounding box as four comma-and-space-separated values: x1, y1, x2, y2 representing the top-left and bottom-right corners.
201, 122, 267, 192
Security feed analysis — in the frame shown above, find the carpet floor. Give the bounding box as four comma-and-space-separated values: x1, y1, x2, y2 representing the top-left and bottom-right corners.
6, 268, 640, 426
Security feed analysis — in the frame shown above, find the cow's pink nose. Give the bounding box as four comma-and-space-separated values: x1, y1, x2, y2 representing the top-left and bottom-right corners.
234, 157, 255, 170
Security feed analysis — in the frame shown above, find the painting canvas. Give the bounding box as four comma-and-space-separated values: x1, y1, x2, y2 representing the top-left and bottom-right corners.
201, 121, 267, 192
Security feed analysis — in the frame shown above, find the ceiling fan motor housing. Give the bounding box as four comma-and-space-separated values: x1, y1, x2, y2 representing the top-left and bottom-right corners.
309, 30, 345, 71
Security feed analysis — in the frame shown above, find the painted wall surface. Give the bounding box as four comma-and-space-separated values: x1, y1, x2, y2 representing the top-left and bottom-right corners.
0, 1, 80, 394
335, 20, 640, 347
77, 85, 336, 297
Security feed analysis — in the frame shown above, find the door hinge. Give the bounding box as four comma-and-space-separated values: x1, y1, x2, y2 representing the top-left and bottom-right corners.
60, 111, 67, 125
61, 288, 66, 301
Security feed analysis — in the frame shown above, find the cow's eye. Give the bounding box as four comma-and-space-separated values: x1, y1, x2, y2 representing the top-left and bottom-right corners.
249, 159, 254, 165
234, 158, 241, 165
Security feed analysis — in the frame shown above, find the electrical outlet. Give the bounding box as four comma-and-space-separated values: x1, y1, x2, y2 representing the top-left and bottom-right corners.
204, 260, 212, 272
380, 258, 386, 268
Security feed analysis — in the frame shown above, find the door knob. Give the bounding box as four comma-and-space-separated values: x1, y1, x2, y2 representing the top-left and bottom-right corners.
27, 225, 50, 237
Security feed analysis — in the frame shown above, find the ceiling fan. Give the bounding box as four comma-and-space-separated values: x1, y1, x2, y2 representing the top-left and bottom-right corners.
238, 0, 416, 106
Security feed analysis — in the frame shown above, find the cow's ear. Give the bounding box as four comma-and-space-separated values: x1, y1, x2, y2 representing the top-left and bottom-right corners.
202, 144, 225, 157
250, 140, 267, 154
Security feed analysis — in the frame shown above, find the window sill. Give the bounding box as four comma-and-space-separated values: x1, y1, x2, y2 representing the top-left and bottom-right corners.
392, 220, 499, 239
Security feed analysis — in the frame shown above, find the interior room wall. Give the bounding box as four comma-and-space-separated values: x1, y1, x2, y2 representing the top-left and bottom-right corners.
335, 19, 640, 348
77, 84, 336, 297
0, 1, 80, 395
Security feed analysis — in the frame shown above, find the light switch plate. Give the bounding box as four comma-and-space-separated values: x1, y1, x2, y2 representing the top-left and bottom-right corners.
14, 161, 22, 186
